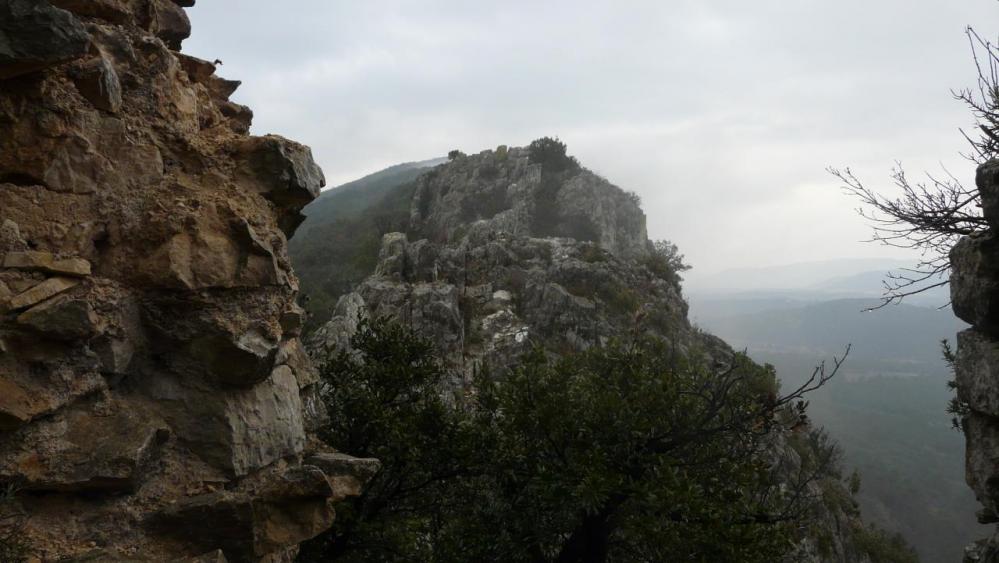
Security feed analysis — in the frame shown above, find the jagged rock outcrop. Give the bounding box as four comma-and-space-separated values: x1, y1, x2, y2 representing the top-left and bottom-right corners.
0, 1, 374, 561
953, 158, 999, 561
308, 145, 879, 562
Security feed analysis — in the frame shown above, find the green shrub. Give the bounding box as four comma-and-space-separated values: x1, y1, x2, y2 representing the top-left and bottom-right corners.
527, 136, 579, 173
302, 321, 826, 562
643, 239, 691, 288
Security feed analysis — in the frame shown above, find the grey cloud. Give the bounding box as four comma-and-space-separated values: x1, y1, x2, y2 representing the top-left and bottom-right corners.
185, 0, 998, 274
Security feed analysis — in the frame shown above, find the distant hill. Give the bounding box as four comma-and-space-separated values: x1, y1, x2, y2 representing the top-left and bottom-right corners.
691, 297, 965, 371
686, 258, 915, 293
687, 259, 951, 309
289, 157, 444, 330
688, 289, 979, 561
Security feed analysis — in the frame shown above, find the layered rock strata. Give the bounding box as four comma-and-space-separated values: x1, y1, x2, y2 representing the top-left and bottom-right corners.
0, 1, 373, 560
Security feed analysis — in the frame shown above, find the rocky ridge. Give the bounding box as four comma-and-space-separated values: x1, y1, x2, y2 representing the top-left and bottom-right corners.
308, 145, 882, 562
0, 1, 373, 561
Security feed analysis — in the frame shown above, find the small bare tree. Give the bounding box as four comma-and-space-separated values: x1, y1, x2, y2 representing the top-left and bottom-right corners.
832, 27, 998, 308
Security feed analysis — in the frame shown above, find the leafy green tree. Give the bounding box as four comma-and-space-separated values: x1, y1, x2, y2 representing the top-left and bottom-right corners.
298, 321, 479, 562
644, 239, 691, 289
301, 321, 844, 562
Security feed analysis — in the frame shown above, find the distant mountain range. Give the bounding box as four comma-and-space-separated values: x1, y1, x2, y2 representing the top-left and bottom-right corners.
686, 258, 950, 308
686, 260, 980, 561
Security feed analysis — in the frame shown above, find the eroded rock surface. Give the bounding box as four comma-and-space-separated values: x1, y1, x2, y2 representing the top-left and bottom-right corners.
0, 1, 368, 560
307, 146, 877, 563
953, 157, 999, 560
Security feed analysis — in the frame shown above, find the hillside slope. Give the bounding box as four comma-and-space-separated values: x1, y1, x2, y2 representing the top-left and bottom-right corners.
299, 141, 912, 562
290, 158, 443, 330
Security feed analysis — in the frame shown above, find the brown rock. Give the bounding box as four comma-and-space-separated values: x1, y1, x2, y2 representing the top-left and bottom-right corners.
17, 294, 101, 340
0, 375, 54, 429
279, 302, 305, 337
0, 280, 11, 311
0, 349, 105, 430
0, 0, 91, 79
0, 218, 26, 253
304, 452, 381, 499
73, 54, 123, 112
0, 0, 343, 557
206, 75, 240, 100
7, 276, 79, 310
3, 250, 92, 276
151, 466, 335, 561
173, 551, 227, 563
49, 0, 132, 24
218, 101, 253, 133
189, 329, 279, 387
175, 52, 215, 83
276, 338, 317, 388
0, 398, 163, 492
235, 135, 325, 221
144, 0, 191, 50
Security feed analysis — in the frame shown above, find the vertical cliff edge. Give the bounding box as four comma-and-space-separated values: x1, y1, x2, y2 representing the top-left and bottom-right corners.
952, 158, 999, 562
0, 1, 375, 561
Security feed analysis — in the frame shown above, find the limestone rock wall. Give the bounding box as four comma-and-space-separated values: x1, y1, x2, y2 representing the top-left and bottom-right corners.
410, 147, 651, 260
0, 1, 374, 561
953, 158, 999, 561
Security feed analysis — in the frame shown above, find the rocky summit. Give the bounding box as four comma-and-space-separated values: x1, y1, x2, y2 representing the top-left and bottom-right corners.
310, 146, 697, 382
0, 1, 375, 561
306, 144, 882, 562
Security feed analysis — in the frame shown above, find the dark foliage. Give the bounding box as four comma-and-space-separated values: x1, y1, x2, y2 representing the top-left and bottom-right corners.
528, 136, 580, 173
299, 321, 855, 563
643, 239, 691, 289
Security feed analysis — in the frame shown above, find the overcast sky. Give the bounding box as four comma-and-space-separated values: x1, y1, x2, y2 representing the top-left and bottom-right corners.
185, 1, 997, 275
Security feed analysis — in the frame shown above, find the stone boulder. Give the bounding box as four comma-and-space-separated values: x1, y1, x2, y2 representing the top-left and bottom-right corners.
0, 0, 90, 79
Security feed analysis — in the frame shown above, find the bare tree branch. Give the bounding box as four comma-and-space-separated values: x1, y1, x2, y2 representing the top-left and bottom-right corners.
834, 27, 997, 308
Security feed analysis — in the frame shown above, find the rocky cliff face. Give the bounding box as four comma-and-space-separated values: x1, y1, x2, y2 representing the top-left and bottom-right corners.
951, 158, 999, 561
0, 1, 374, 561
310, 147, 697, 384
308, 145, 880, 562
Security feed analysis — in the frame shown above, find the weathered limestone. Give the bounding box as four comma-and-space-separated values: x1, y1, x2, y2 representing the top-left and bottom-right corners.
72, 53, 123, 112
150, 465, 343, 563
234, 135, 326, 236
952, 158, 999, 561
17, 294, 101, 340
3, 250, 92, 276
0, 0, 90, 79
7, 277, 79, 310
0, 398, 165, 492
0, 0, 367, 560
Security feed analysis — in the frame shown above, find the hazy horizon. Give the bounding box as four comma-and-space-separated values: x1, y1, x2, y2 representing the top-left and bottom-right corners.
184, 1, 998, 273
